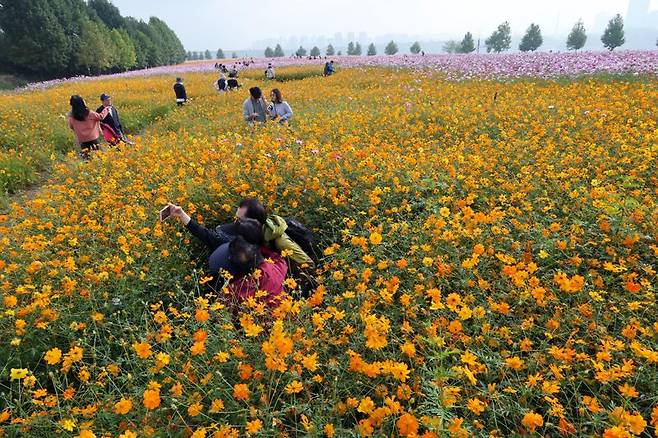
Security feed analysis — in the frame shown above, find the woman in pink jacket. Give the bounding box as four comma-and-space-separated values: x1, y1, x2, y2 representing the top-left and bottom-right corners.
68, 95, 109, 157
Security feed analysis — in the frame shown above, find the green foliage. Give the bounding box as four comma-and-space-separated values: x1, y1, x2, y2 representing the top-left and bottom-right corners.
204, 50, 212, 60
384, 40, 398, 55
485, 21, 512, 53
443, 40, 460, 54
216, 48, 225, 59
347, 41, 356, 55
519, 23, 543, 52
326, 44, 335, 56
310, 46, 321, 57
354, 42, 362, 56
296, 46, 307, 57
459, 32, 476, 53
601, 14, 625, 51
231, 52, 238, 58
567, 20, 587, 51
76, 17, 111, 74
0, 0, 184, 79
88, 0, 124, 29
367, 43, 377, 56
410, 41, 422, 54
0, 0, 72, 76
274, 44, 285, 57
264, 47, 274, 57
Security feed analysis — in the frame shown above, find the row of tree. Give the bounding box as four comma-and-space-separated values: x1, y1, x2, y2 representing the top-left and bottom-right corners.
256, 15, 628, 60
185, 49, 244, 60
0, 0, 186, 78
478, 15, 625, 53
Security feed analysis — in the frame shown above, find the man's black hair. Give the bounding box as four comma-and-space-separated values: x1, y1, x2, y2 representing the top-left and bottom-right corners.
238, 198, 267, 224
235, 217, 264, 245
228, 236, 263, 277
249, 87, 262, 99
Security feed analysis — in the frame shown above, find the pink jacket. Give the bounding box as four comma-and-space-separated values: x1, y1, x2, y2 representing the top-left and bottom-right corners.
230, 247, 288, 306
68, 107, 109, 143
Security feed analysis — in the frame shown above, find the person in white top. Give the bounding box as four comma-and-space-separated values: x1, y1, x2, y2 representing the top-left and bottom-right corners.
265, 64, 276, 80
267, 88, 293, 125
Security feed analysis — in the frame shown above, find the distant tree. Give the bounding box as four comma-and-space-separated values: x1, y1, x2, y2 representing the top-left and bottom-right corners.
264, 46, 274, 57
216, 48, 225, 59
354, 42, 362, 55
295, 46, 307, 56
443, 40, 460, 53
186, 51, 192, 60
337, 50, 342, 56
367, 43, 377, 56
458, 32, 475, 53
274, 44, 285, 57
566, 20, 587, 51
310, 46, 321, 57
204, 49, 212, 59
410, 41, 422, 54
111, 28, 136, 70
0, 0, 72, 76
519, 23, 543, 52
76, 17, 111, 74
347, 41, 355, 55
385, 40, 398, 55
232, 52, 238, 58
601, 14, 625, 51
326, 44, 335, 56
485, 21, 512, 53
88, 0, 125, 29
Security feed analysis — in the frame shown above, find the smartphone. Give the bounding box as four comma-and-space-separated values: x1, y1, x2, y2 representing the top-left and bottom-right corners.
159, 205, 172, 222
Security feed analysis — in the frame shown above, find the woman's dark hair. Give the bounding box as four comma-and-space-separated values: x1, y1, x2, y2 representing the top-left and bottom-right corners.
235, 217, 264, 245
249, 87, 262, 99
70, 95, 89, 122
271, 88, 283, 104
228, 236, 263, 277
239, 198, 267, 224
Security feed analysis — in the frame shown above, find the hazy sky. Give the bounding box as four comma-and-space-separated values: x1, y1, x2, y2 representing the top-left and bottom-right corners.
110, 0, 654, 49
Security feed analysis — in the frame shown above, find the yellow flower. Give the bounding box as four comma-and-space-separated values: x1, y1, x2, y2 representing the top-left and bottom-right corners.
245, 419, 262, 435
521, 411, 543, 432
285, 380, 303, 394
132, 341, 152, 359
113, 397, 133, 415
188, 401, 203, 417
369, 231, 382, 245
10, 368, 28, 380
44, 348, 62, 365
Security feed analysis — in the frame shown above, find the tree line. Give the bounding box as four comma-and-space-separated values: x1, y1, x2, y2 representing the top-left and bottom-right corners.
256, 14, 631, 59
448, 15, 626, 53
0, 0, 186, 79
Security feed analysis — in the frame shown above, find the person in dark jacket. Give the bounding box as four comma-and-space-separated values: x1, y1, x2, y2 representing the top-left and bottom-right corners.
174, 78, 187, 106
96, 93, 133, 144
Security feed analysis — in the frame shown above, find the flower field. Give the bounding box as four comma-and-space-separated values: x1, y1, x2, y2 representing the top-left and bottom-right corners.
0, 64, 657, 437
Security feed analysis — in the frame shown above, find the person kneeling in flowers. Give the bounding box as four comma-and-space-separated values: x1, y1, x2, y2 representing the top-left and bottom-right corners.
167, 203, 287, 306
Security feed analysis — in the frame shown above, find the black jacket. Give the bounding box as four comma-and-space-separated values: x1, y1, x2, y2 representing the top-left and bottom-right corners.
96, 105, 123, 136
174, 83, 187, 100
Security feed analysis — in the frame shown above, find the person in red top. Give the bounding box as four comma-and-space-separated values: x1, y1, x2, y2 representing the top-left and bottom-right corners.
68, 95, 109, 158
166, 203, 288, 307
224, 236, 288, 307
